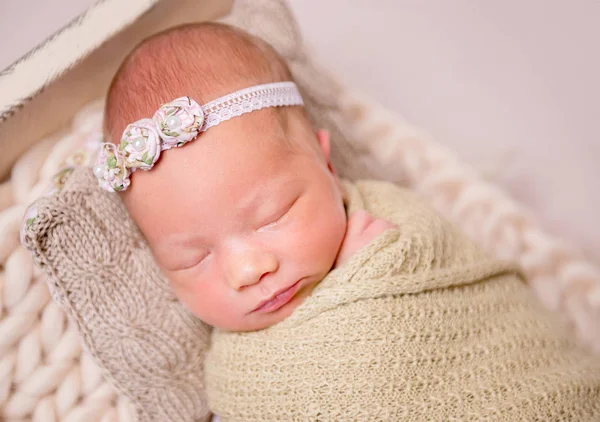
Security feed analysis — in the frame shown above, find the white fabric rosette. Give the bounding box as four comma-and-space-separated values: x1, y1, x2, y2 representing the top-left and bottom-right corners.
153, 96, 204, 148
91, 83, 302, 192
120, 118, 162, 170
93, 143, 131, 192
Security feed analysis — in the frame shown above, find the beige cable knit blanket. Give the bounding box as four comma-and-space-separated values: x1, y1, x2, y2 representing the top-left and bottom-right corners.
205, 180, 600, 421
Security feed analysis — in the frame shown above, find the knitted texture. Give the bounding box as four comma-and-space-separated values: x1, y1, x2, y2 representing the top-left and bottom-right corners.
205, 180, 600, 421
9, 0, 600, 421
21, 167, 212, 422
1, 101, 140, 421
15, 1, 356, 420
336, 93, 600, 350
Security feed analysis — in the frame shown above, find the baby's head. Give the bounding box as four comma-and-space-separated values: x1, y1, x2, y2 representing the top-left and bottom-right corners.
101, 23, 347, 331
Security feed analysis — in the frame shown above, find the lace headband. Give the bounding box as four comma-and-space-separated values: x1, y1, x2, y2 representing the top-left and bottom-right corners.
93, 81, 303, 192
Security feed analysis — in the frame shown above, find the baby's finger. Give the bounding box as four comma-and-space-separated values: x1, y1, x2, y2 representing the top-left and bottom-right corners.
364, 218, 397, 238
346, 210, 375, 236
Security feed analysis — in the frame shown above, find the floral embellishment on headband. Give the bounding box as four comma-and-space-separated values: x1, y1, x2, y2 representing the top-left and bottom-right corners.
93, 143, 131, 192
153, 97, 204, 149
94, 82, 304, 192
120, 119, 162, 170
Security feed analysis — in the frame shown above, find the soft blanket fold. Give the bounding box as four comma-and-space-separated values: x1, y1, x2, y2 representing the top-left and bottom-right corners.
205, 180, 600, 421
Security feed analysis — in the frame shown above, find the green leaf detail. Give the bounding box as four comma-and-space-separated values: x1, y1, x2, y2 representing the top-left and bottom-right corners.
107, 156, 117, 169
144, 157, 153, 165
26, 217, 37, 227
53, 168, 74, 189
120, 139, 128, 150
114, 185, 124, 192
142, 152, 148, 162
163, 129, 179, 137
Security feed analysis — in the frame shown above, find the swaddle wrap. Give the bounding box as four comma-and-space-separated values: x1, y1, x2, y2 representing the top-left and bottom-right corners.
205, 180, 600, 421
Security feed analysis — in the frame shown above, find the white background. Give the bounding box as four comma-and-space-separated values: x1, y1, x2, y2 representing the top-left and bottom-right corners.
1, 0, 598, 262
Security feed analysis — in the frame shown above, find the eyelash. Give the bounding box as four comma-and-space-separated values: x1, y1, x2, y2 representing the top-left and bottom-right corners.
195, 252, 211, 265
260, 197, 298, 230
174, 198, 299, 270
175, 251, 210, 272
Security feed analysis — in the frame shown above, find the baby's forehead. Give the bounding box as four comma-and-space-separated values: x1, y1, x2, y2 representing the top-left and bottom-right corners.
105, 23, 292, 143
124, 120, 305, 233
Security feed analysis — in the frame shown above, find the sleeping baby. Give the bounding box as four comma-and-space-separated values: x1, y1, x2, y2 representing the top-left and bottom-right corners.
95, 22, 600, 420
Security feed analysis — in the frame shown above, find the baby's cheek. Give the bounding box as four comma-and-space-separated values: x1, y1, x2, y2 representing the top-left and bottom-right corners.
167, 270, 225, 323
304, 204, 346, 266
189, 280, 229, 319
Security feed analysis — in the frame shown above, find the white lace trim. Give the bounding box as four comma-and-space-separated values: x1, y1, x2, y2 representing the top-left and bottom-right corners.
94, 82, 303, 192
200, 82, 304, 131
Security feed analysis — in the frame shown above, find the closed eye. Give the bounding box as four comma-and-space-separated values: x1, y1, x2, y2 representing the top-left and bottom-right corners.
258, 197, 299, 230
171, 251, 211, 272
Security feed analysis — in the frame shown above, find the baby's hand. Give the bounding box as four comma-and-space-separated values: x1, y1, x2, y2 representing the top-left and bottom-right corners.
334, 210, 397, 268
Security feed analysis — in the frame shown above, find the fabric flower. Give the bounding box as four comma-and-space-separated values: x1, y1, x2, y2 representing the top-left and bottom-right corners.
52, 167, 75, 191
93, 143, 131, 192
153, 96, 204, 148
20, 202, 39, 246
119, 118, 161, 170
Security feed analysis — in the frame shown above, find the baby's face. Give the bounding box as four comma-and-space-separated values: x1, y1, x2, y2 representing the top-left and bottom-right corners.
123, 110, 347, 331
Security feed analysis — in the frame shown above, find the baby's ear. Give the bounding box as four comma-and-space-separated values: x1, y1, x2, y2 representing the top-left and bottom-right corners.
316, 128, 332, 165
316, 128, 342, 194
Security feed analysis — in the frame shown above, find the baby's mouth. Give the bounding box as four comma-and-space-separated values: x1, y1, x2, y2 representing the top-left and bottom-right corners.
251, 280, 302, 314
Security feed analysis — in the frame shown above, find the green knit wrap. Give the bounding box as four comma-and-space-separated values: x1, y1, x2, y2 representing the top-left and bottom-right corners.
205, 180, 600, 421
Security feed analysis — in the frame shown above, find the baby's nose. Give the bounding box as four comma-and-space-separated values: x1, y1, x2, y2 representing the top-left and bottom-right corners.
225, 249, 279, 291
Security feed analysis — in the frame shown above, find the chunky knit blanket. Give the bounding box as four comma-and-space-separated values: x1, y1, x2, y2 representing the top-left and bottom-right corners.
205, 180, 600, 421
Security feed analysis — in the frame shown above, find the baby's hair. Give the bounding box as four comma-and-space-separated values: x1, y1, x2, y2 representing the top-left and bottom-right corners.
104, 23, 294, 144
